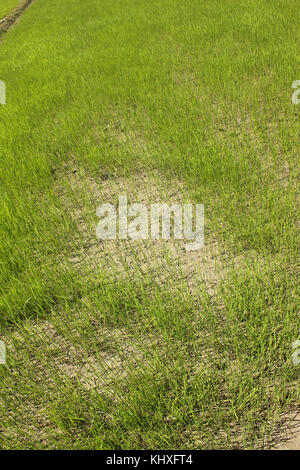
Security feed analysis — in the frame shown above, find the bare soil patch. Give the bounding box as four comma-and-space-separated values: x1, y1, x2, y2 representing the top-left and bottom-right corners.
271, 412, 300, 450
58, 166, 258, 296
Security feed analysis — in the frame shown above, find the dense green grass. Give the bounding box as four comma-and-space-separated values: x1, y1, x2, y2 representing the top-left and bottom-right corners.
0, 0, 299, 449
0, 0, 21, 18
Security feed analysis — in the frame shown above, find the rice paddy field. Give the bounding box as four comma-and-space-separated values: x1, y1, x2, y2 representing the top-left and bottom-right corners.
0, 0, 299, 450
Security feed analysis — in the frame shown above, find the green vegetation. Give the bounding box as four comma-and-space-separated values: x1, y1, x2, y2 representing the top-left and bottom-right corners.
0, 0, 21, 19
0, 0, 299, 449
